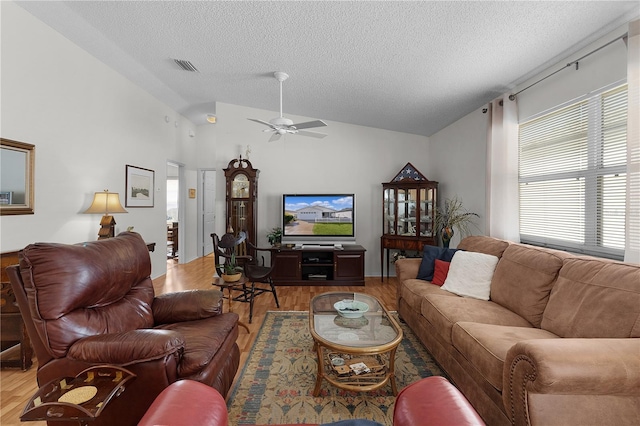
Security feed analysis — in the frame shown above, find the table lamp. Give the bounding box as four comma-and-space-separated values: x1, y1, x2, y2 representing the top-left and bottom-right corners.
84, 190, 128, 239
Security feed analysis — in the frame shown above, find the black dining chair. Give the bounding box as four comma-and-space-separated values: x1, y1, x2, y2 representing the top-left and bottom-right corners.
212, 231, 280, 323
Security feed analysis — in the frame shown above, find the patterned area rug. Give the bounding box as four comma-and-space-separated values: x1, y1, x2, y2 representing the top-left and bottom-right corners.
227, 311, 443, 425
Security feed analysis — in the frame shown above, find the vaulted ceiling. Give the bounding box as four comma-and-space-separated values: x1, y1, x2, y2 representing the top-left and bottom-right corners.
16, 1, 639, 136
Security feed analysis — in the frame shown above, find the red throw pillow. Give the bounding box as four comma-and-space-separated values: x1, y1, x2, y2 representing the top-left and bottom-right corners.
431, 259, 451, 286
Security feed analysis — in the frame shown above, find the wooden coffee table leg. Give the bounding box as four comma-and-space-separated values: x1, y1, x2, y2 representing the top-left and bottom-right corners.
312, 342, 324, 397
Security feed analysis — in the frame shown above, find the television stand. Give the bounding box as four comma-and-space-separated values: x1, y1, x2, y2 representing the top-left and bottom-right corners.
271, 245, 365, 286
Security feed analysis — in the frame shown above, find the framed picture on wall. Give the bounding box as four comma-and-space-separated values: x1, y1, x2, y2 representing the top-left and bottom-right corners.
125, 165, 154, 207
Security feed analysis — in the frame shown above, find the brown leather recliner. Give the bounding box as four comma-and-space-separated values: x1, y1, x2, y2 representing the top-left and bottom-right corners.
6, 232, 240, 426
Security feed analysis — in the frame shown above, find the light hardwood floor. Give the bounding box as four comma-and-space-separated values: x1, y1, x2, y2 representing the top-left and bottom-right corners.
0, 255, 398, 426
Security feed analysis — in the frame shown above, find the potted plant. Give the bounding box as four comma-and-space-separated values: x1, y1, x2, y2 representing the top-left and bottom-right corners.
218, 252, 243, 282
434, 196, 479, 248
266, 226, 283, 247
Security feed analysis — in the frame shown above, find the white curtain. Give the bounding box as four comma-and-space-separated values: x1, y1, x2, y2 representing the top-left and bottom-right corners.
486, 94, 520, 241
625, 19, 640, 264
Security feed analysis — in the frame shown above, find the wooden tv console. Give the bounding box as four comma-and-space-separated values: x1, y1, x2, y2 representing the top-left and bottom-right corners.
271, 245, 366, 286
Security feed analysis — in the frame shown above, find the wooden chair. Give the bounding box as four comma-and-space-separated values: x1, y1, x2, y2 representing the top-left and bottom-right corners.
212, 232, 280, 323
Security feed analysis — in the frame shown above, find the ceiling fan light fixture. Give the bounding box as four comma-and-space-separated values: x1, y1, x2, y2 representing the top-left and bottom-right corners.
206, 114, 217, 124
269, 117, 293, 126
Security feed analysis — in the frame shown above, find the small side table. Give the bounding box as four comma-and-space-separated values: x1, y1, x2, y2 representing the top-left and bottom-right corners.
212, 275, 250, 333
20, 365, 136, 424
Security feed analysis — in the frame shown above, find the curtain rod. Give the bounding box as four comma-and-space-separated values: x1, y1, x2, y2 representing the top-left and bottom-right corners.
508, 33, 628, 101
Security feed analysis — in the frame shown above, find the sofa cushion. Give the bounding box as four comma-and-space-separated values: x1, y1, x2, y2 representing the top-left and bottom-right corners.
432, 260, 451, 286
417, 246, 459, 281
155, 313, 239, 378
490, 244, 571, 328
400, 279, 458, 312
452, 322, 559, 391
457, 236, 510, 258
541, 258, 640, 338
421, 295, 533, 346
442, 251, 499, 300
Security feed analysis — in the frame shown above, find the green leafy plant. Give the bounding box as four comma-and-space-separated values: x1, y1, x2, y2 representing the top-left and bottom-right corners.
217, 252, 242, 275
266, 226, 283, 246
434, 196, 479, 246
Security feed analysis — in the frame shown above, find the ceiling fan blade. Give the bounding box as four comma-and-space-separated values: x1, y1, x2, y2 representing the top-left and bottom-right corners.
268, 133, 282, 142
248, 118, 277, 129
297, 130, 327, 139
291, 120, 327, 130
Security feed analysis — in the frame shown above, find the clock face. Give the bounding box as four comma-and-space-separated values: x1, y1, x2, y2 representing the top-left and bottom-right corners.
232, 174, 249, 198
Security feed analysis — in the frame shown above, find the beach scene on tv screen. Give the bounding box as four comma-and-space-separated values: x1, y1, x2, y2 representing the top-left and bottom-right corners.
284, 195, 354, 236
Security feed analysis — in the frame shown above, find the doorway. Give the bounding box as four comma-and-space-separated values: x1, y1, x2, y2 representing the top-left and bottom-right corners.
198, 169, 216, 257
167, 162, 181, 265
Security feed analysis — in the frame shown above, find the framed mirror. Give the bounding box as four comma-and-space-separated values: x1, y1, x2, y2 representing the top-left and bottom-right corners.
1, 138, 35, 215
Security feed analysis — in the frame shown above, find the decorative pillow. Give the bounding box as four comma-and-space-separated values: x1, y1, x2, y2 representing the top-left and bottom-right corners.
441, 251, 499, 300
431, 260, 451, 286
417, 245, 459, 281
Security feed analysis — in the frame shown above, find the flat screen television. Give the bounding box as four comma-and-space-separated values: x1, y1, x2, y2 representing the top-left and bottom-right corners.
282, 194, 355, 245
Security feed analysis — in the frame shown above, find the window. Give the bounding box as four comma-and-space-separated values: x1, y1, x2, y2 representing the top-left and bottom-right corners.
519, 83, 627, 259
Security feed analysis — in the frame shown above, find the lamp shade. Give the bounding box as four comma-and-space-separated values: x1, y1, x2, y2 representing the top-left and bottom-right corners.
84, 190, 127, 214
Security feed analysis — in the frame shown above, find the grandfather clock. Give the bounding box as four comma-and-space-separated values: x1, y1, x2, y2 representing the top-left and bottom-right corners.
224, 157, 259, 245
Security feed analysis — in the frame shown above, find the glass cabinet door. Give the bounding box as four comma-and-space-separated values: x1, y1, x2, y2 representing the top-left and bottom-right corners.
398, 189, 418, 236
231, 200, 248, 235
419, 188, 434, 237
383, 188, 396, 234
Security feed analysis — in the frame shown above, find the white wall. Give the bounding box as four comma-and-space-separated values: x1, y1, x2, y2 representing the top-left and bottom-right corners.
517, 25, 629, 121
212, 102, 430, 276
427, 107, 489, 247
1, 2, 431, 278
0, 2, 200, 278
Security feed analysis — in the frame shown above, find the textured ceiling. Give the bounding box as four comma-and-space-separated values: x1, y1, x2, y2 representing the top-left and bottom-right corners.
16, 1, 639, 136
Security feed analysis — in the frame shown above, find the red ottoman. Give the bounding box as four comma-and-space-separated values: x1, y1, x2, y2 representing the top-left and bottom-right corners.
138, 380, 228, 426
393, 376, 485, 426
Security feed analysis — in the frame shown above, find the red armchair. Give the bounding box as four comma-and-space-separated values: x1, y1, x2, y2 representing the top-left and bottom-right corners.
7, 232, 240, 426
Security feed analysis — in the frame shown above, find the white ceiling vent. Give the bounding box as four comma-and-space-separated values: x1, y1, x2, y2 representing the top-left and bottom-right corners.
173, 59, 198, 72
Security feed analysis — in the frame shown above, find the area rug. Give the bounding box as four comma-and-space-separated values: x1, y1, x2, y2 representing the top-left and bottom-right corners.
227, 311, 444, 425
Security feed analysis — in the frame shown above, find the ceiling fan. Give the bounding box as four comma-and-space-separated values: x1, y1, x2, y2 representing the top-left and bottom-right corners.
248, 71, 327, 142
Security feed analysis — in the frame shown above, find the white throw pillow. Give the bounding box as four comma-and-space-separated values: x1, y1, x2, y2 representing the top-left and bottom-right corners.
441, 251, 499, 300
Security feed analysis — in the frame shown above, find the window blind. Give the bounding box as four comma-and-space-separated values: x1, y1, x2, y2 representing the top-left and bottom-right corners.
519, 83, 627, 259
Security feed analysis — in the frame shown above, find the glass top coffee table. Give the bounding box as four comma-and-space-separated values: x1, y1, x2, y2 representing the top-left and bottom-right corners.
309, 292, 403, 396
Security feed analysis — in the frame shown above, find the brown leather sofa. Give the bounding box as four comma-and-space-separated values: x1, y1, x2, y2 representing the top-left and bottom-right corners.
7, 232, 240, 426
395, 235, 640, 426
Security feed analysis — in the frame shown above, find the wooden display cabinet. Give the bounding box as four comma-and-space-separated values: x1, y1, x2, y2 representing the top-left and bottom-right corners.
381, 163, 438, 280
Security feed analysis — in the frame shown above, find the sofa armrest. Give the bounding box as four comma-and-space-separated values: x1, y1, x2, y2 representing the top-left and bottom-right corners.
153, 289, 223, 324
504, 338, 640, 425
394, 258, 421, 282
67, 329, 185, 365
138, 380, 228, 426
